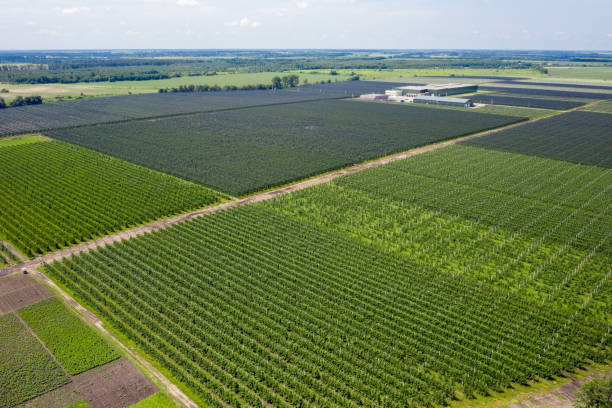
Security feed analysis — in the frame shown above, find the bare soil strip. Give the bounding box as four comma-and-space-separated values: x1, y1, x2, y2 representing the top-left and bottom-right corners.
0, 274, 52, 314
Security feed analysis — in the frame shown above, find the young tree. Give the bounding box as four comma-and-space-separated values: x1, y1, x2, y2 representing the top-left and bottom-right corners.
271, 76, 282, 89
575, 376, 612, 408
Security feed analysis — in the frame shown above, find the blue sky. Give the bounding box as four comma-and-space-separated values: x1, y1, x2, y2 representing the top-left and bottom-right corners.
1, 0, 611, 50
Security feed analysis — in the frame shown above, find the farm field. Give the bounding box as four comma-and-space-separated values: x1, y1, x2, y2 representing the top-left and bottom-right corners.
0, 81, 402, 136
40, 103, 612, 408
463, 111, 612, 168
47, 99, 522, 195
547, 66, 612, 81
0, 139, 222, 256
472, 105, 556, 119
0, 313, 70, 407
0, 72, 350, 103
19, 298, 120, 375
479, 85, 612, 100
43, 201, 610, 408
585, 100, 612, 114
467, 94, 585, 110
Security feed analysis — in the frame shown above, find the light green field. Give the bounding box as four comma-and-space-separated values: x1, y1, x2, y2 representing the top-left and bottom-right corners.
584, 100, 612, 114
0, 71, 349, 102
547, 66, 612, 81
290, 68, 546, 82
128, 393, 179, 408
0, 135, 49, 148
65, 401, 90, 408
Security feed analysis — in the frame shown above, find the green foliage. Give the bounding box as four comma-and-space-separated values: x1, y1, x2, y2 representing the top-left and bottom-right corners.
0, 140, 222, 256
575, 376, 612, 408
65, 401, 90, 408
19, 298, 120, 375
48, 100, 521, 195
8, 95, 43, 107
128, 393, 178, 408
0, 313, 70, 407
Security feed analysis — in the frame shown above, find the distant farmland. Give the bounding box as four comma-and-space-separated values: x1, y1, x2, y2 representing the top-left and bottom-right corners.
0, 81, 403, 136
48, 100, 522, 195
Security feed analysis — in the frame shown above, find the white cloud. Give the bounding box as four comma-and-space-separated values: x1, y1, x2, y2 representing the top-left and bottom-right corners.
296, 1, 309, 9
60, 7, 89, 14
225, 17, 261, 28
608, 33, 612, 37
176, 0, 200, 6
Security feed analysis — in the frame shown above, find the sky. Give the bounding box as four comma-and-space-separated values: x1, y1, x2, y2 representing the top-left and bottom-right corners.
1, 0, 611, 50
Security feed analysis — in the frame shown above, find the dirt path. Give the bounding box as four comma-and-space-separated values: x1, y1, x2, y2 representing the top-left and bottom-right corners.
2, 240, 27, 262
0, 106, 580, 279
507, 372, 611, 408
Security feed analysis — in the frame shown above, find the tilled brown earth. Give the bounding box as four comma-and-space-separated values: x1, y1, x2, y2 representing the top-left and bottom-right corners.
0, 274, 52, 314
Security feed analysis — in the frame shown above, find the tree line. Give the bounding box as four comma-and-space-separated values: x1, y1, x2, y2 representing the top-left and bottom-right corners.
0, 96, 43, 109
158, 74, 331, 93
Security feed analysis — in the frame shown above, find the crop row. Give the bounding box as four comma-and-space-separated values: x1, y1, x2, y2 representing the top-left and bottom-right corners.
480, 85, 612, 99
47, 100, 522, 195
44, 202, 609, 408
463, 110, 612, 169
468, 93, 584, 110
0, 140, 222, 256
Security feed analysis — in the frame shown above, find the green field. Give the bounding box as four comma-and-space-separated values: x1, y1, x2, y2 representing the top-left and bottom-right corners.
547, 66, 612, 81
585, 100, 612, 114
0, 313, 70, 407
47, 100, 522, 195
0, 139, 223, 256
473, 104, 557, 118
292, 68, 546, 81
0, 72, 349, 103
128, 393, 178, 408
66, 402, 90, 408
0, 135, 49, 148
19, 299, 120, 375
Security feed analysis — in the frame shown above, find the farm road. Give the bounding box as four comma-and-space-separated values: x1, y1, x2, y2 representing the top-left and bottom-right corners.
0, 104, 583, 278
